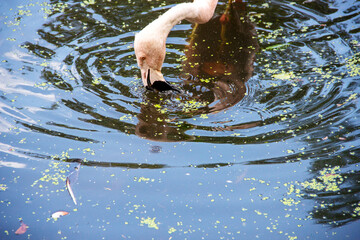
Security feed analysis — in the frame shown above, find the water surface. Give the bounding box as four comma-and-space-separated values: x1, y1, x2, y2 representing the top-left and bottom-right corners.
0, 0, 359, 239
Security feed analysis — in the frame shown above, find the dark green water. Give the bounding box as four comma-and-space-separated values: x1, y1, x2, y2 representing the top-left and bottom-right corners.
0, 0, 359, 239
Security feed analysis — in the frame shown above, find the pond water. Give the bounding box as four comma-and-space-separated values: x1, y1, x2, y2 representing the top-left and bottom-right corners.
0, 0, 359, 239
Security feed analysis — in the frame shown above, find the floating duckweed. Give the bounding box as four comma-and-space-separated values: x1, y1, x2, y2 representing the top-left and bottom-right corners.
346, 52, 360, 77
302, 166, 343, 192
31, 161, 68, 187
40, 61, 49, 67
0, 0, 358, 239
0, 184, 7, 191
288, 236, 298, 240
179, 99, 208, 113
272, 71, 296, 80
134, 176, 154, 183
337, 93, 358, 107
83, 148, 95, 155
119, 114, 134, 121
81, 0, 96, 6
281, 197, 301, 206
200, 78, 211, 83
140, 217, 159, 230
18, 9, 32, 16
92, 77, 102, 85
199, 114, 208, 119
352, 203, 360, 217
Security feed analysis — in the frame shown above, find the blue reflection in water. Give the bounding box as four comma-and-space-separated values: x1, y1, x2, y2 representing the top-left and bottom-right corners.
0, 0, 359, 239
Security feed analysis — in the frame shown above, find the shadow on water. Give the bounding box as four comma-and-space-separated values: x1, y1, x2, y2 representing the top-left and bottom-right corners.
0, 0, 360, 238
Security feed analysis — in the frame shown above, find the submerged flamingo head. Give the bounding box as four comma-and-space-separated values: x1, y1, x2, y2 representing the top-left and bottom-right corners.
134, 33, 179, 92
133, 0, 218, 92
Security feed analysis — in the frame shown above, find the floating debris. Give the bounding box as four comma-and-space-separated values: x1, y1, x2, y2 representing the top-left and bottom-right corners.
15, 220, 28, 235
66, 163, 81, 205
51, 211, 69, 219
66, 177, 77, 205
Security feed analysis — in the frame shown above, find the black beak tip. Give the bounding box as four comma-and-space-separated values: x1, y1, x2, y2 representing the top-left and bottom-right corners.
145, 69, 180, 93
151, 81, 180, 93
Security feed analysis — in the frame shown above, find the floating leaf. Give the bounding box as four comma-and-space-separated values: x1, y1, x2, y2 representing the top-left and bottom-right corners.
51, 211, 69, 219
66, 163, 80, 205
15, 221, 28, 235
66, 177, 77, 205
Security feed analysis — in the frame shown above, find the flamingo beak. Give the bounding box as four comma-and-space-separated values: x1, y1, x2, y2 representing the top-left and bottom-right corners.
145, 69, 180, 93
145, 69, 152, 90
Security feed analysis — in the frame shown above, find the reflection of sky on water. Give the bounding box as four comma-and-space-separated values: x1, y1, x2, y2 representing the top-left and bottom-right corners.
0, 0, 359, 239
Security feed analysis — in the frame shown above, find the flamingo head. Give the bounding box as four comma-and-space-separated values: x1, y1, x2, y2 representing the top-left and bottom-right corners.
134, 35, 179, 92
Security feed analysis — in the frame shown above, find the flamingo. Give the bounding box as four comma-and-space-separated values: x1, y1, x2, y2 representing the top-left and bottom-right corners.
134, 0, 218, 92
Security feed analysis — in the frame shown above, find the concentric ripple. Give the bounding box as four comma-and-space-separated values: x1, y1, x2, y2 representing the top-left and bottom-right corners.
0, 0, 360, 238
0, 0, 358, 161
0, 0, 358, 164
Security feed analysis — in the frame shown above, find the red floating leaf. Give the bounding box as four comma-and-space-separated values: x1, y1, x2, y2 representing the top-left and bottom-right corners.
15, 221, 28, 235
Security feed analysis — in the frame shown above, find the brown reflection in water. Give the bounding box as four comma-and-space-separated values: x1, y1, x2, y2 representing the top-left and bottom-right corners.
136, 102, 195, 142
136, 1, 260, 141
183, 0, 259, 112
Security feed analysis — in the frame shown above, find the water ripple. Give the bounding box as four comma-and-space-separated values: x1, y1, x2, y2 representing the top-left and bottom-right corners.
0, 0, 358, 167
0, 0, 359, 237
